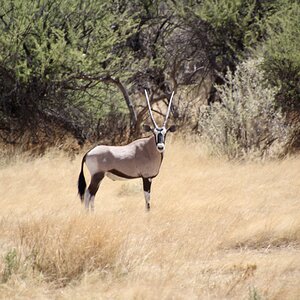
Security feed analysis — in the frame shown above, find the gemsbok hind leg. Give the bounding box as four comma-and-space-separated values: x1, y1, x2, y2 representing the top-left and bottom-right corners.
143, 178, 152, 211
84, 172, 104, 212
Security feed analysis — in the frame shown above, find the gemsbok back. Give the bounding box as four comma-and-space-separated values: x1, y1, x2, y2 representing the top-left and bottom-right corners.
78, 90, 176, 211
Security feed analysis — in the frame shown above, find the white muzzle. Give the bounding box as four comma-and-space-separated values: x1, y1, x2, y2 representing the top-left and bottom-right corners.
156, 143, 165, 153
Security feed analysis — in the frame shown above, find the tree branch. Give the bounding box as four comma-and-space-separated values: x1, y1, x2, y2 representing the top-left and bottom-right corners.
66, 73, 137, 128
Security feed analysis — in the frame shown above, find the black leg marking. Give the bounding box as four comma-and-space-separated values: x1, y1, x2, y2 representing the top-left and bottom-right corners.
88, 172, 104, 195
143, 178, 152, 211
86, 172, 104, 211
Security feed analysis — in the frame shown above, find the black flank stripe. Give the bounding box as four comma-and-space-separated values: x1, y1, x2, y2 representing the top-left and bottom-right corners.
108, 169, 139, 179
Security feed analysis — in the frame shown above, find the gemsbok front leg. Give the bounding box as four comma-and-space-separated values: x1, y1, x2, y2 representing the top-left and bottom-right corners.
84, 172, 104, 212
143, 178, 152, 211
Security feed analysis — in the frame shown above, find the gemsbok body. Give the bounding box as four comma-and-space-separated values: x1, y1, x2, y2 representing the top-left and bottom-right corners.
78, 90, 176, 211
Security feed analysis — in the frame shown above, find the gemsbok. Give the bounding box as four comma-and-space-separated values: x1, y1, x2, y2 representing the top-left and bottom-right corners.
78, 90, 176, 211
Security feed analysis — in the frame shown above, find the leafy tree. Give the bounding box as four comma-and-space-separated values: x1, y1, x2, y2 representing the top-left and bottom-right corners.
0, 0, 139, 147
170, 0, 289, 102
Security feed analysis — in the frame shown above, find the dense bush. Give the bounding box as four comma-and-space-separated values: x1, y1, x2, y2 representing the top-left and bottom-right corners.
0, 0, 136, 148
260, 1, 300, 112
198, 58, 296, 159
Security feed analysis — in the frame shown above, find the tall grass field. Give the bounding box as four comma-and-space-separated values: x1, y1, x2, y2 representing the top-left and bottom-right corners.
0, 139, 299, 299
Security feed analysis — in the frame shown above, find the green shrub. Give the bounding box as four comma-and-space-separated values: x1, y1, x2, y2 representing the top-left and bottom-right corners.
198, 58, 296, 159
260, 1, 300, 111
1, 249, 20, 283
248, 286, 262, 300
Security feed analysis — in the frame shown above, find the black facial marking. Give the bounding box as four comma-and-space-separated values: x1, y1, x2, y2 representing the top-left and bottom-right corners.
157, 132, 164, 144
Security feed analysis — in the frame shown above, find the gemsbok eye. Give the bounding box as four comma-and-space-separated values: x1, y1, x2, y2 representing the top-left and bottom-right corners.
78, 90, 175, 212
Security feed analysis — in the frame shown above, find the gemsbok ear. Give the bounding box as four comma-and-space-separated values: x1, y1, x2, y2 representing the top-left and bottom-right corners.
143, 124, 152, 132
168, 125, 176, 133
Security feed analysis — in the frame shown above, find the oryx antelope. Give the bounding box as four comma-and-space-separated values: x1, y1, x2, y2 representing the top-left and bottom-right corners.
78, 90, 176, 211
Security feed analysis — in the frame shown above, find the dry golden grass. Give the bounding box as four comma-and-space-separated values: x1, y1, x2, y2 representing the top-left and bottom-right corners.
0, 138, 299, 299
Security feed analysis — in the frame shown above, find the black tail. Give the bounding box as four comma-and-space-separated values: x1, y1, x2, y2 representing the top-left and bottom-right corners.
78, 154, 87, 202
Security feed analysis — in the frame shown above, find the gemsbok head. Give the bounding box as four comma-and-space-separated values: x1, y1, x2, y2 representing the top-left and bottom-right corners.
78, 90, 176, 211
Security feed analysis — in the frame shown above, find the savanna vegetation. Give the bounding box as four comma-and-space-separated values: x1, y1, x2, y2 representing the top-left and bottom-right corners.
1, 0, 300, 299
0, 0, 299, 157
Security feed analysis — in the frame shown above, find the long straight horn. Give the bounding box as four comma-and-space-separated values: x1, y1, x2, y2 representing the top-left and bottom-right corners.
163, 91, 174, 127
145, 90, 158, 128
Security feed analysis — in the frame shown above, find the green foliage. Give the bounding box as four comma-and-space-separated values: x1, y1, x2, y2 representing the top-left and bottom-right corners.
169, 0, 300, 112
1, 249, 20, 283
248, 286, 262, 300
198, 58, 295, 159
0, 0, 139, 147
0, 0, 137, 82
197, 0, 254, 30
260, 1, 300, 110
175, 0, 269, 71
